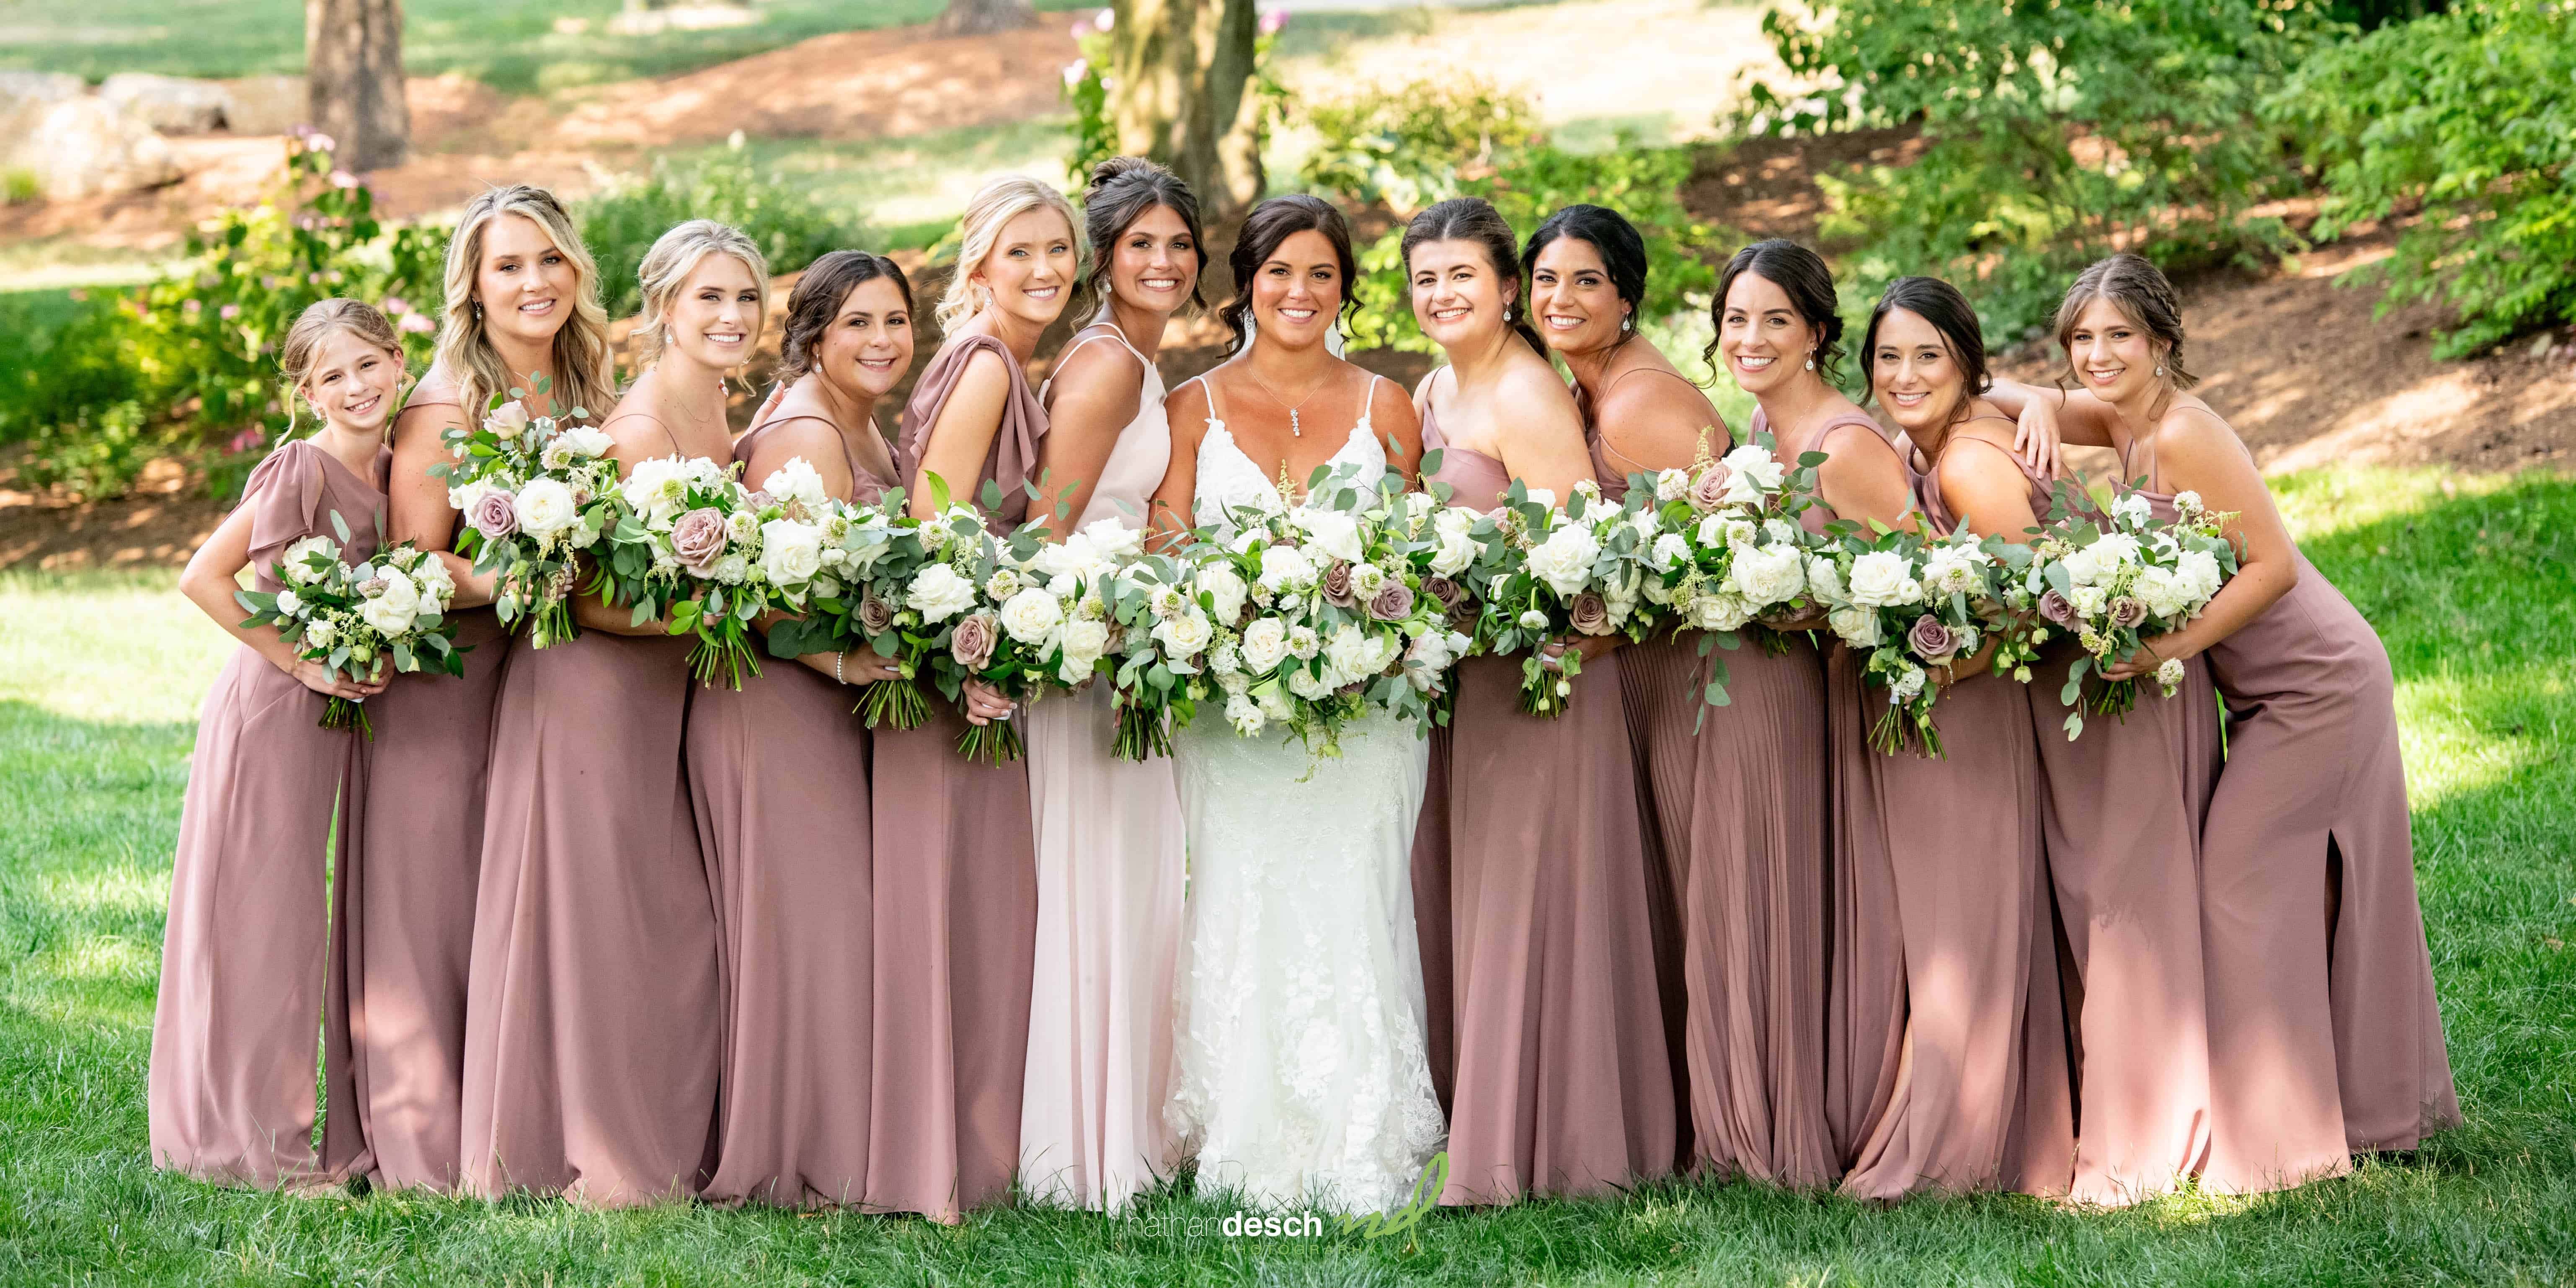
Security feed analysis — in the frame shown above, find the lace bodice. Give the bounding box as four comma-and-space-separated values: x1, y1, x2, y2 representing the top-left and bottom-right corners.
1187, 376, 1390, 533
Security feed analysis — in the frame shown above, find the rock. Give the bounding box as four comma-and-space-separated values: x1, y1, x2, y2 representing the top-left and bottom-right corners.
222, 75, 309, 135
100, 72, 235, 134
0, 98, 183, 199
0, 71, 85, 113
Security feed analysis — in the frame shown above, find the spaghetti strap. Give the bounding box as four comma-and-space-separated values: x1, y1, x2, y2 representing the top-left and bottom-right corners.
1040, 326, 1149, 402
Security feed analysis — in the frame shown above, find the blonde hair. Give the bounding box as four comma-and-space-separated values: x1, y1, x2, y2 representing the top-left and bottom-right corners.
281, 298, 405, 436
935, 174, 1082, 333
434, 184, 616, 421
631, 219, 773, 370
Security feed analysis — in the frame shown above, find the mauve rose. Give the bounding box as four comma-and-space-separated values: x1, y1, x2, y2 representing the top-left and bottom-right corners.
1569, 590, 1615, 636
857, 593, 894, 634
1448, 600, 1481, 634
468, 490, 519, 539
671, 507, 728, 576
1688, 462, 1733, 511
1422, 575, 1461, 609
950, 611, 999, 671
1906, 614, 1957, 661
1322, 560, 1358, 608
2038, 589, 2077, 625
2110, 596, 2148, 629
1367, 580, 1414, 622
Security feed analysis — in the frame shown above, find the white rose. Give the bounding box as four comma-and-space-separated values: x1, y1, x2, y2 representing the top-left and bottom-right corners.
556, 426, 613, 460
2088, 532, 2143, 569
1693, 591, 1755, 632
1256, 687, 1293, 720
760, 458, 830, 512
1728, 543, 1807, 607
1239, 618, 1289, 672
1649, 532, 1691, 572
999, 586, 1064, 645
447, 481, 493, 514
2071, 585, 2109, 618
1525, 523, 1602, 597
2174, 548, 2222, 601
1080, 517, 1145, 560
1322, 624, 1375, 684
620, 456, 689, 519
361, 596, 413, 638
1403, 629, 1458, 692
373, 571, 422, 618
2112, 492, 2153, 529
1153, 609, 1213, 661
1285, 666, 1334, 701
2132, 566, 2193, 620
281, 536, 336, 583
1517, 608, 1549, 631
1059, 617, 1110, 667
516, 478, 578, 538
1520, 488, 1557, 509
1654, 468, 1690, 502
1224, 692, 1266, 736
2059, 545, 2105, 589
1430, 531, 1478, 577
1722, 443, 1784, 492
1196, 564, 1248, 624
274, 588, 305, 617
1829, 605, 1884, 648
907, 564, 976, 622
1805, 555, 1846, 604
1292, 508, 1364, 563
1258, 545, 1316, 593
1846, 551, 1923, 608
302, 619, 336, 648
1285, 624, 1320, 660
759, 519, 823, 587
1434, 506, 1477, 540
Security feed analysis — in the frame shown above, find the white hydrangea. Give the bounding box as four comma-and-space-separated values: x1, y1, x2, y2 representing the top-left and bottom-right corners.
1292, 508, 1363, 563
1653, 468, 1691, 502
761, 457, 830, 511
1649, 532, 1691, 572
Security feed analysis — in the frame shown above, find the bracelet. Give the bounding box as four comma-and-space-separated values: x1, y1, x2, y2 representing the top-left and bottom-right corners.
836, 650, 847, 684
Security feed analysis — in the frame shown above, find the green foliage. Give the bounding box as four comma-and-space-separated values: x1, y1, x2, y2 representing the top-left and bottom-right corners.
1742, 0, 2336, 346
1061, 17, 1118, 184
3, 169, 38, 205
579, 145, 870, 318
0, 137, 444, 500
1296, 77, 1540, 220
2272, 0, 2576, 357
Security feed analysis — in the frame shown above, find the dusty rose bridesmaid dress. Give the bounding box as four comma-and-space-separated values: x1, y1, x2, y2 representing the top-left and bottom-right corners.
1419, 414, 1677, 1204
458, 423, 722, 1208
869, 332, 1043, 1220
1832, 435, 2075, 1200
150, 440, 386, 1187
683, 415, 895, 1208
339, 372, 514, 1193
2132, 433, 2459, 1194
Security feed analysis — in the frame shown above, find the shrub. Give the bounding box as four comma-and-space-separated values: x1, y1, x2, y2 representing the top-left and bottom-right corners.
1296, 77, 1540, 221
2272, 0, 2576, 357
578, 145, 870, 318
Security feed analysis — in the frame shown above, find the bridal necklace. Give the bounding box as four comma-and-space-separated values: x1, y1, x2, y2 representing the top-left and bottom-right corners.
1245, 364, 1333, 438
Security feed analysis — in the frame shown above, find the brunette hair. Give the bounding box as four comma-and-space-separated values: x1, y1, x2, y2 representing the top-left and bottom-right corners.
2052, 253, 2196, 390
281, 298, 405, 434
1401, 196, 1543, 354
631, 220, 772, 370
1861, 276, 1990, 424
1704, 238, 1845, 384
1077, 156, 1206, 317
937, 174, 1082, 333
1221, 194, 1359, 351
433, 184, 616, 423
780, 250, 914, 377
1523, 203, 1647, 347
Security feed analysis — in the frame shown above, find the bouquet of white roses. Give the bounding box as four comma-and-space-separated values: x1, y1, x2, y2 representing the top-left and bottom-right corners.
237, 521, 465, 735
1628, 437, 1830, 715
1808, 523, 2010, 758
761, 488, 944, 729
2031, 486, 2237, 738
1057, 524, 1213, 762
915, 507, 1077, 764
1459, 477, 1666, 718
599, 453, 835, 689
435, 375, 621, 648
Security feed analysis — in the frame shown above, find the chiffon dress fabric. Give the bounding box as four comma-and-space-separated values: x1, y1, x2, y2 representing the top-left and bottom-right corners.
1832, 434, 2075, 1200
683, 413, 895, 1208
1416, 409, 1676, 1204
458, 419, 723, 1209
1018, 323, 1188, 1213
2128, 429, 2458, 1194
150, 441, 386, 1188
869, 332, 1043, 1220
340, 373, 514, 1193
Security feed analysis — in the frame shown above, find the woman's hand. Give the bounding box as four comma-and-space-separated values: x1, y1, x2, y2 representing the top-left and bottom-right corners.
960, 678, 1016, 726
838, 649, 905, 686
2101, 629, 2197, 681
286, 657, 389, 701
2012, 399, 2063, 477
1760, 604, 1830, 634
1544, 635, 1620, 668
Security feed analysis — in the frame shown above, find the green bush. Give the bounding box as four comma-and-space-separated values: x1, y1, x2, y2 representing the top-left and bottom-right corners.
579, 146, 871, 318
2272, 0, 2576, 357
1742, 0, 2337, 346
1296, 77, 1541, 221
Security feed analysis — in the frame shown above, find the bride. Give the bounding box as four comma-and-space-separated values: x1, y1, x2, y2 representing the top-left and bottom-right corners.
1148, 194, 1445, 1215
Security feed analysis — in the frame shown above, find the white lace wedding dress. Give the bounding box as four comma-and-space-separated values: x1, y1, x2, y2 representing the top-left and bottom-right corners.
1162, 378, 1447, 1216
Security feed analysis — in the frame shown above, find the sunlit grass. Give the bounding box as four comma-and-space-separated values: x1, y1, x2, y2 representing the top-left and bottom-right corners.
0, 464, 2570, 1283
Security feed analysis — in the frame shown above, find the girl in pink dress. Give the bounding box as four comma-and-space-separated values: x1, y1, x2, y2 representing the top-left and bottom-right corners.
152, 300, 403, 1188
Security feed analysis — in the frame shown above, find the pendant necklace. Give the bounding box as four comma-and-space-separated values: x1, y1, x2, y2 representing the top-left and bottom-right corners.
1246, 365, 1330, 438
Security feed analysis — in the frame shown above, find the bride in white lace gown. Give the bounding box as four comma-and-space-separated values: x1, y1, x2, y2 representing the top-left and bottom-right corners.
1147, 196, 1445, 1215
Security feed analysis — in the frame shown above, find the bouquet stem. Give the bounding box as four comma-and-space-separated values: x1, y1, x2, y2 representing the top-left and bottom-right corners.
2085, 677, 2140, 720
320, 696, 375, 738
1516, 652, 1580, 719
1112, 701, 1173, 762
1868, 704, 1945, 760
856, 671, 930, 729
690, 633, 762, 690
955, 717, 1025, 765
528, 599, 581, 650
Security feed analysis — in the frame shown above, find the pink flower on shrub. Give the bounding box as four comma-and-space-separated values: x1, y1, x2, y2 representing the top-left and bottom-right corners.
1259, 9, 1288, 36
230, 426, 268, 454
399, 312, 434, 334
219, 304, 240, 320
382, 296, 409, 315
330, 170, 360, 188
182, 299, 201, 315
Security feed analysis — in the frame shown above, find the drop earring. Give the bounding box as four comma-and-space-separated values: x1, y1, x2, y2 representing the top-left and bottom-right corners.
1804, 354, 1815, 371
1621, 315, 1632, 333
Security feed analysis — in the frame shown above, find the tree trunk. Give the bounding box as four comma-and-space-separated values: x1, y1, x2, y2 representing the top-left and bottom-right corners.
1108, 0, 1264, 227
935, 0, 1040, 38
305, 0, 410, 172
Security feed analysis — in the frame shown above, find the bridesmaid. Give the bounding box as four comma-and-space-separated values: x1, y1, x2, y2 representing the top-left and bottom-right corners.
1833, 277, 2074, 1200
1407, 196, 1675, 1204
2001, 253, 2459, 1194
687, 251, 916, 1208
152, 299, 399, 1188
873, 174, 1068, 1221
1017, 157, 1198, 1213
460, 220, 769, 1207
355, 184, 617, 1192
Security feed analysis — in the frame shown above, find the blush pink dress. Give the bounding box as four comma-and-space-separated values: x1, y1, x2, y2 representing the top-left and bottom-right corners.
1833, 432, 2076, 1200
683, 412, 897, 1208
339, 370, 514, 1193
1018, 323, 1187, 1213
870, 332, 1043, 1220
1418, 409, 1677, 1204
150, 439, 387, 1188
2129, 424, 2458, 1194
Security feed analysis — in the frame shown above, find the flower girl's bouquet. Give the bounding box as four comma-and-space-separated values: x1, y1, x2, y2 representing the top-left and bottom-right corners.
237, 521, 465, 734
435, 374, 619, 648
1460, 478, 1666, 718
1631, 438, 1829, 711
2031, 486, 2237, 738
760, 490, 943, 728
1808, 524, 2008, 758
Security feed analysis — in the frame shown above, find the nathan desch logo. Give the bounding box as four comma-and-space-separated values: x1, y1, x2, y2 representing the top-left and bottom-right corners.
1337, 1152, 1447, 1240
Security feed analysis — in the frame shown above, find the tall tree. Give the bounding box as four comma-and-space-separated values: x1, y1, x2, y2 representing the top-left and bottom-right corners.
1107, 0, 1262, 226
306, 0, 410, 171
936, 0, 1040, 37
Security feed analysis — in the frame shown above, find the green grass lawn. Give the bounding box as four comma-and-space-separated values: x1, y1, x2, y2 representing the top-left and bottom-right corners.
0, 0, 1092, 95
2, 465, 2572, 1284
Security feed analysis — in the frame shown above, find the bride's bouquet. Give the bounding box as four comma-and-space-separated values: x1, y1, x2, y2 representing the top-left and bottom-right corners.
2032, 486, 2236, 738
1459, 478, 1664, 718
1807, 524, 2009, 758
237, 521, 465, 734
760, 490, 943, 729
1630, 437, 1829, 712
435, 375, 619, 648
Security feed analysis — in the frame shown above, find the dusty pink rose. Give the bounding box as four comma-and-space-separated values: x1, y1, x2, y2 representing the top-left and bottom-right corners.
949, 611, 999, 671
1322, 560, 1358, 608
2109, 596, 2148, 629
1906, 615, 1957, 661
1421, 575, 1461, 609
487, 401, 532, 436
1688, 462, 1732, 511
671, 507, 728, 576
2037, 588, 2076, 626
857, 593, 894, 634
1569, 590, 1615, 636
468, 490, 518, 539
1366, 580, 1415, 622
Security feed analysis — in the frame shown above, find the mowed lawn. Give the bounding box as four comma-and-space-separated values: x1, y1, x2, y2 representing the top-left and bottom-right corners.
1, 464, 2571, 1285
